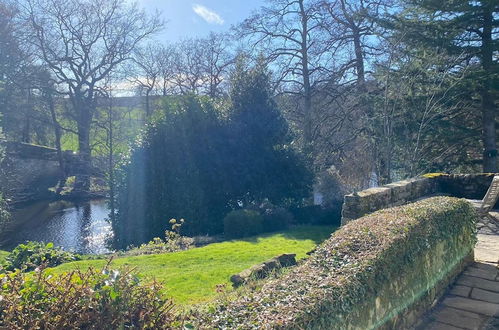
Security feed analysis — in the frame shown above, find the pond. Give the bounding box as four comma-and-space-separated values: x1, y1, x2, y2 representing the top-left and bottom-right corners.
1, 199, 113, 254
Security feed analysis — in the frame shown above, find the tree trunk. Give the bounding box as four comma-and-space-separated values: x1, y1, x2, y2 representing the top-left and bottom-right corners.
22, 89, 32, 143
145, 90, 151, 118
107, 96, 116, 222
352, 26, 365, 87
73, 102, 93, 194
46, 91, 66, 194
480, 3, 497, 172
299, 0, 313, 159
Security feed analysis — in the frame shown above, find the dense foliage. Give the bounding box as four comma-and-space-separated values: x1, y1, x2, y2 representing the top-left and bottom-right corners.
0, 266, 177, 329
196, 197, 477, 328
260, 204, 294, 233
1, 241, 80, 272
223, 209, 264, 239
114, 64, 311, 248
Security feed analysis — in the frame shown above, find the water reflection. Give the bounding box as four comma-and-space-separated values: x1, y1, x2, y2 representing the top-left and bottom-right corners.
1, 200, 112, 254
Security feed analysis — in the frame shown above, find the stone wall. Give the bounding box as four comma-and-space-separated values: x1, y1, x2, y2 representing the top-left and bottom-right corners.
0, 142, 78, 203
341, 173, 496, 225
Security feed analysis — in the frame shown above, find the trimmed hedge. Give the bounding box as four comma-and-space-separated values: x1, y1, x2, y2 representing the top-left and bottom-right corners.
200, 197, 477, 329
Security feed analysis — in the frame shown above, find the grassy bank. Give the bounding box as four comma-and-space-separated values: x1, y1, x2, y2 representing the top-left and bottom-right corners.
51, 225, 335, 305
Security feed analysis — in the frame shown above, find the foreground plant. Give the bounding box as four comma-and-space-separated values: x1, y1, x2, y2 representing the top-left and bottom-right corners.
0, 261, 178, 329
2, 241, 80, 272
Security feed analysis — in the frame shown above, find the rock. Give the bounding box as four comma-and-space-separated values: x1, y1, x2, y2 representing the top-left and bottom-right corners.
276, 253, 297, 267
230, 253, 297, 287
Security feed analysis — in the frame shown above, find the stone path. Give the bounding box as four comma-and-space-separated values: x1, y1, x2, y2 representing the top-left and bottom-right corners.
417, 210, 499, 330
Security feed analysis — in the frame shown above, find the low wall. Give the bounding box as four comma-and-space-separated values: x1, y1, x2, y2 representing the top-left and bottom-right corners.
201, 197, 478, 329
341, 173, 496, 225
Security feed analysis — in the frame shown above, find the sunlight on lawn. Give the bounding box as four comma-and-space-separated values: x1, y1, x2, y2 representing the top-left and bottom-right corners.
51, 225, 335, 305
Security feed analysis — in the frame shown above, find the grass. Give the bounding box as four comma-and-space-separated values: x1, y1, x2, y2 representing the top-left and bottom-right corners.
50, 225, 335, 306
0, 250, 9, 263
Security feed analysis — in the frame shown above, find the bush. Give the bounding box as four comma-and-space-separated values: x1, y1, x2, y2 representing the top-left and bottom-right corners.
261, 206, 293, 232
224, 209, 263, 239
0, 265, 177, 329
126, 219, 194, 256
2, 241, 80, 272
290, 204, 342, 226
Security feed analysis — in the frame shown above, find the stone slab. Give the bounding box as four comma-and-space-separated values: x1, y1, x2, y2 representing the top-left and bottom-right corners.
450, 285, 472, 297
442, 296, 499, 316
433, 306, 483, 330
463, 266, 498, 281
470, 288, 499, 304
425, 321, 468, 330
457, 275, 499, 293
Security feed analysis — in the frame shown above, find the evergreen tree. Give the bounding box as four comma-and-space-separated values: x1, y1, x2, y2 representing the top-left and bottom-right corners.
389, 0, 498, 172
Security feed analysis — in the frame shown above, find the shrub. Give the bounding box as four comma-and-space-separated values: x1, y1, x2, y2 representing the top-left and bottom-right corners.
126, 219, 194, 256
2, 241, 80, 272
261, 206, 293, 232
224, 209, 263, 239
0, 265, 177, 329
290, 204, 341, 226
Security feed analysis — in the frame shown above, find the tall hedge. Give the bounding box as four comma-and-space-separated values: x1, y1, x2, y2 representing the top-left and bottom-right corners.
200, 197, 477, 329
114, 64, 311, 248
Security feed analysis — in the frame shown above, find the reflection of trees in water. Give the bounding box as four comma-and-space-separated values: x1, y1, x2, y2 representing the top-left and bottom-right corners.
76, 203, 92, 248
5, 200, 111, 254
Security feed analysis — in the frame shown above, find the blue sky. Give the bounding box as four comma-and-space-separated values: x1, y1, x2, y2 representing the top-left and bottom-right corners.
137, 0, 266, 42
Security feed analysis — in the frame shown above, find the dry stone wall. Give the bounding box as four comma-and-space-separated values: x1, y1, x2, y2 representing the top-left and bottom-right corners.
341, 173, 496, 225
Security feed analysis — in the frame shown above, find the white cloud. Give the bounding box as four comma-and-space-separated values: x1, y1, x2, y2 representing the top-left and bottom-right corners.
192, 4, 224, 25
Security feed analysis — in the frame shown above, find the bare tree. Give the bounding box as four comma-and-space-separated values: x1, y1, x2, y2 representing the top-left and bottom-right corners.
200, 32, 235, 98
165, 34, 235, 98
320, 0, 394, 183
131, 43, 163, 118
320, 0, 390, 87
239, 0, 329, 156
19, 0, 163, 194
156, 45, 177, 97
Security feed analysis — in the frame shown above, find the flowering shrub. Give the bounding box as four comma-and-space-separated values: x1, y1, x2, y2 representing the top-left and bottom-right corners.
0, 263, 178, 329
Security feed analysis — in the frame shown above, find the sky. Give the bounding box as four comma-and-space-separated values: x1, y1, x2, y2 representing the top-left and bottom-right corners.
136, 0, 267, 42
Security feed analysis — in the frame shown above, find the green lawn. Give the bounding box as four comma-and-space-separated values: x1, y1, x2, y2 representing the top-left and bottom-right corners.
51, 225, 335, 305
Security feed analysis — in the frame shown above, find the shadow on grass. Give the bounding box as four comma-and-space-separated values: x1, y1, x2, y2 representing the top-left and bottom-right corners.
238, 225, 337, 245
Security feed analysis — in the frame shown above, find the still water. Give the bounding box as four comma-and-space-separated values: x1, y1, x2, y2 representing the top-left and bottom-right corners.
2, 199, 113, 254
